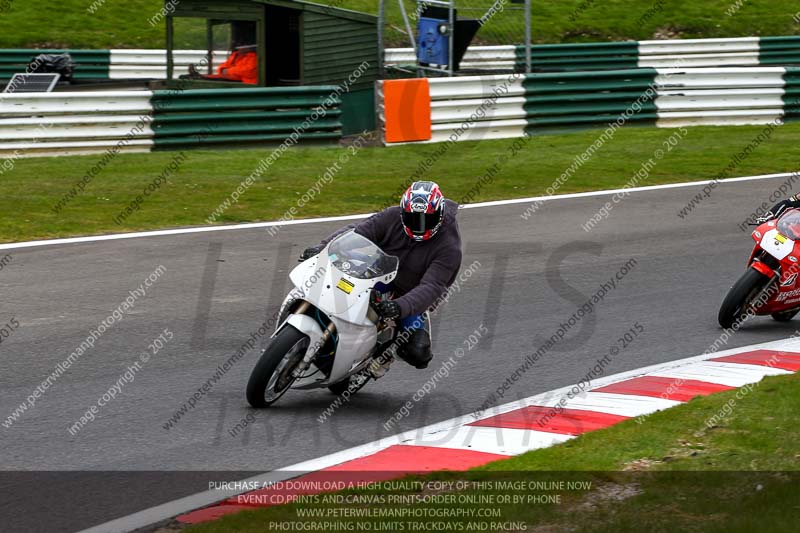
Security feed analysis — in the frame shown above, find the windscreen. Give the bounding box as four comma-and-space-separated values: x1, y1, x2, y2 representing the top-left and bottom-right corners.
777, 209, 800, 240
328, 232, 399, 280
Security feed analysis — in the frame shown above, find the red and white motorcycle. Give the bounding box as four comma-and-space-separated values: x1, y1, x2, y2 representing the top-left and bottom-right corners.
719, 208, 800, 328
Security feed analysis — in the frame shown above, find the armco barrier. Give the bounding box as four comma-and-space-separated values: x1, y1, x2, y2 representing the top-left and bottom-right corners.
150, 87, 341, 150
109, 50, 224, 79
0, 87, 341, 157
0, 49, 111, 81
386, 36, 800, 72
3, 36, 800, 83
0, 49, 223, 82
378, 67, 800, 145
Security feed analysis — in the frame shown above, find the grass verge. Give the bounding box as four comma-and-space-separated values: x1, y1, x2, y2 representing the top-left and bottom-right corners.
3, 122, 800, 243
0, 1, 799, 49
182, 372, 800, 533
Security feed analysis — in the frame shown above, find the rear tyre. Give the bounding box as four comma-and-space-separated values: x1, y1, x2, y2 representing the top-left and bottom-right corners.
246, 325, 309, 408
772, 309, 800, 322
718, 268, 772, 329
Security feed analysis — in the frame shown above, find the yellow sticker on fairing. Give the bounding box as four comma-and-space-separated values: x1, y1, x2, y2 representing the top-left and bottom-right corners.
337, 278, 355, 294
775, 233, 788, 244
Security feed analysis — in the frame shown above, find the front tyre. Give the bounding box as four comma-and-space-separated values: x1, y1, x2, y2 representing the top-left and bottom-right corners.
246, 325, 309, 408
718, 268, 772, 329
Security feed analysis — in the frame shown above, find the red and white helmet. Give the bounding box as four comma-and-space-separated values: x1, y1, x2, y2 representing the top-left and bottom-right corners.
400, 181, 445, 241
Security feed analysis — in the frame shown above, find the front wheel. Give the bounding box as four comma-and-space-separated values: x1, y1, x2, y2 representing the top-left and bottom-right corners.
246, 325, 309, 408
718, 268, 772, 329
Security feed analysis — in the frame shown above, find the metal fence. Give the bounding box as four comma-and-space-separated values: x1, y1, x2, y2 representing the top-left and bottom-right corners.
369, 0, 532, 75
377, 0, 530, 48
378, 66, 800, 145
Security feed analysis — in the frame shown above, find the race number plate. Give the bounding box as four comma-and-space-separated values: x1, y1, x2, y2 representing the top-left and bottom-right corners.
337, 278, 355, 294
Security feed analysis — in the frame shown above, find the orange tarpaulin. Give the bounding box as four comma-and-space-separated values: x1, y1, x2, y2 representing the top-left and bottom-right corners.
206, 50, 258, 85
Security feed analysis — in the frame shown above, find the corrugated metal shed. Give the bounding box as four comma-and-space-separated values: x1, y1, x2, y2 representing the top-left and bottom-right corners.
254, 0, 378, 91
301, 8, 378, 91
168, 0, 378, 90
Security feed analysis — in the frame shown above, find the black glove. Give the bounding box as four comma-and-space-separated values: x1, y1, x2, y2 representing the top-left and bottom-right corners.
755, 213, 774, 224
373, 300, 401, 320
299, 245, 323, 262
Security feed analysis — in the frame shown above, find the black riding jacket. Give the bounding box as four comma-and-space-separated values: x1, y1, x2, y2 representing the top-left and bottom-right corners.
320, 199, 463, 318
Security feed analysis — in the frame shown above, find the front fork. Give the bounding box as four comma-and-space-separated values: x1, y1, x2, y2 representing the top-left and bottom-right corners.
750, 253, 780, 310
291, 318, 336, 378
273, 297, 337, 380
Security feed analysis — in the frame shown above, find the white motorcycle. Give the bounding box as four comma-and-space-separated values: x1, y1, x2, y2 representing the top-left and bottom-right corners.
247, 231, 406, 407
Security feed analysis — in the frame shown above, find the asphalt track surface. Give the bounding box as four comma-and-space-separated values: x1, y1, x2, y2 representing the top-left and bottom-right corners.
2, 176, 799, 532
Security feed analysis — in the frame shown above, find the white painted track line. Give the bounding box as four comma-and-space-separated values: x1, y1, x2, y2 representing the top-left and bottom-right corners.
402, 425, 573, 455
78, 336, 800, 533
545, 391, 683, 417
648, 361, 791, 387
4, 171, 798, 251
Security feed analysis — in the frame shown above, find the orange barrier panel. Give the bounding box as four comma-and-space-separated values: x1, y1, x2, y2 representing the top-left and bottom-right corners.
381, 78, 431, 143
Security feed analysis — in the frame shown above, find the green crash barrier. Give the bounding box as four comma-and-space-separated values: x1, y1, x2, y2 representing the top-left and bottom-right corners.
521, 68, 658, 135
150, 86, 342, 150
0, 49, 110, 80
782, 67, 800, 117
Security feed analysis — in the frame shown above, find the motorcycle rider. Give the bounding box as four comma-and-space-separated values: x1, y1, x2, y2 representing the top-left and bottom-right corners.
759, 194, 800, 222
299, 181, 463, 376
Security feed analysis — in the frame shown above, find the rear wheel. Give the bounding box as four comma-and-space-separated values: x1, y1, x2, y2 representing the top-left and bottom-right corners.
718, 268, 772, 329
246, 325, 309, 408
